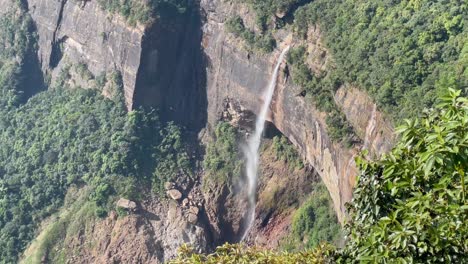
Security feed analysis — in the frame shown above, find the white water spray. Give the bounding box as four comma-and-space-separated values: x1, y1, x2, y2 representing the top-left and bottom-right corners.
241, 46, 290, 241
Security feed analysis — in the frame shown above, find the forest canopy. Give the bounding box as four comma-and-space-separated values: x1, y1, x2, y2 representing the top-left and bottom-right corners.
0, 87, 193, 263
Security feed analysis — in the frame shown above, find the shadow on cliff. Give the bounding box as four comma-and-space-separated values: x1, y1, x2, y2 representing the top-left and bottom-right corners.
133, 4, 208, 134
17, 0, 46, 103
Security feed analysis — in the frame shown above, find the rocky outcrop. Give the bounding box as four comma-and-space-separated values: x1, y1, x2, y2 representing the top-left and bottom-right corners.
22, 186, 211, 264
27, 0, 144, 108
26, 0, 206, 129
200, 0, 395, 222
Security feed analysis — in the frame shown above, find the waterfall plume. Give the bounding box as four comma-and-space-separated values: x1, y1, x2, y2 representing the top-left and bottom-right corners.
241, 46, 290, 241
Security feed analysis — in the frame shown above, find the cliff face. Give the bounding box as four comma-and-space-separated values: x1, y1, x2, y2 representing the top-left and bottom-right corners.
22, 0, 395, 222
27, 0, 207, 129
200, 0, 395, 222
14, 0, 395, 250
27, 0, 144, 109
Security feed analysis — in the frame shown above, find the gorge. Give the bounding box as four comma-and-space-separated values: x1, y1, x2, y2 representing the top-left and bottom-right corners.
0, 0, 466, 263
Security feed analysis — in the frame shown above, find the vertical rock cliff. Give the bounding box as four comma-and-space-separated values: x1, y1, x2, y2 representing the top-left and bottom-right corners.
28, 0, 144, 108
21, 0, 395, 222
8, 0, 398, 255
27, 0, 206, 130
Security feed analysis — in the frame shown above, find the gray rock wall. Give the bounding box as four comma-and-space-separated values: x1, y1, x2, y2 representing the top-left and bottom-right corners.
27, 0, 144, 109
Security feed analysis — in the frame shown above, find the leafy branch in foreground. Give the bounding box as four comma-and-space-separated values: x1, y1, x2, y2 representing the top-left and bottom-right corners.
340, 88, 467, 263
171, 243, 335, 264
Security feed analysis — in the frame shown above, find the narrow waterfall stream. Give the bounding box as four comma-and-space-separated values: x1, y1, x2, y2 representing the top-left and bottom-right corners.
241, 46, 290, 241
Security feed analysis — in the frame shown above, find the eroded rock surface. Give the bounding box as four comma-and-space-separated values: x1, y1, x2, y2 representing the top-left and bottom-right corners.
28, 0, 144, 108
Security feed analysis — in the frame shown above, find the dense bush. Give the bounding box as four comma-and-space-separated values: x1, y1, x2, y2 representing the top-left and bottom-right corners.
271, 136, 304, 170
171, 243, 335, 263
152, 122, 192, 193
240, 0, 310, 30
203, 122, 243, 188
0, 5, 38, 107
225, 16, 277, 53
97, 0, 152, 26
283, 184, 342, 251
339, 88, 468, 262
287, 46, 355, 146
0, 87, 192, 262
173, 89, 468, 262
97, 0, 191, 26
243, 0, 467, 121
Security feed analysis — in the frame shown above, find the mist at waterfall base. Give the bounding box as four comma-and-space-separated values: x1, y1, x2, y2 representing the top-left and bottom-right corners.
240, 46, 290, 241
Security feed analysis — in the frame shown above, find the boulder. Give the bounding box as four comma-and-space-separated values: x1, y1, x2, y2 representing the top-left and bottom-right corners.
164, 181, 174, 190
189, 206, 199, 215
116, 198, 137, 211
188, 213, 198, 223
167, 189, 183, 200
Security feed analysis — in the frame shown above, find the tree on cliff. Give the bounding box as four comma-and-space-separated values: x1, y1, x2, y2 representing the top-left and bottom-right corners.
171, 88, 467, 263
340, 88, 467, 262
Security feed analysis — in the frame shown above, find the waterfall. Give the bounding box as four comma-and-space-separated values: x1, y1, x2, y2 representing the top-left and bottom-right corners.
363, 104, 377, 151
241, 46, 290, 241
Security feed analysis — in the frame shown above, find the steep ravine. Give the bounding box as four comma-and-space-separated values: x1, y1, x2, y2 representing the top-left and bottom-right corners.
11, 0, 397, 261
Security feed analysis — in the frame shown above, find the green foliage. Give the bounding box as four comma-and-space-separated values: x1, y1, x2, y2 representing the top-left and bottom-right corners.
225, 16, 277, 53
340, 89, 468, 262
97, 0, 191, 26
325, 110, 355, 147
285, 184, 342, 251
97, 0, 152, 26
236, 0, 467, 146
271, 136, 304, 170
225, 15, 246, 35
240, 0, 309, 30
22, 189, 98, 264
203, 122, 243, 188
0, 86, 192, 262
171, 243, 335, 264
287, 46, 354, 146
152, 122, 192, 193
74, 62, 94, 81
0, 88, 134, 262
173, 89, 468, 263
0, 4, 38, 108
291, 0, 467, 121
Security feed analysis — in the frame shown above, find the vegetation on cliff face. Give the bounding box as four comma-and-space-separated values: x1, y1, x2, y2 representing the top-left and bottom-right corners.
271, 135, 304, 170
97, 0, 191, 25
283, 184, 342, 251
286, 46, 356, 146
0, 9, 192, 258
0, 3, 40, 108
225, 15, 277, 53
340, 88, 467, 262
237, 0, 467, 122
173, 88, 467, 262
203, 122, 243, 188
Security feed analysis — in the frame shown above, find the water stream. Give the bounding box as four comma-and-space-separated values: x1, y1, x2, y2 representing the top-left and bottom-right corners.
241, 46, 290, 241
